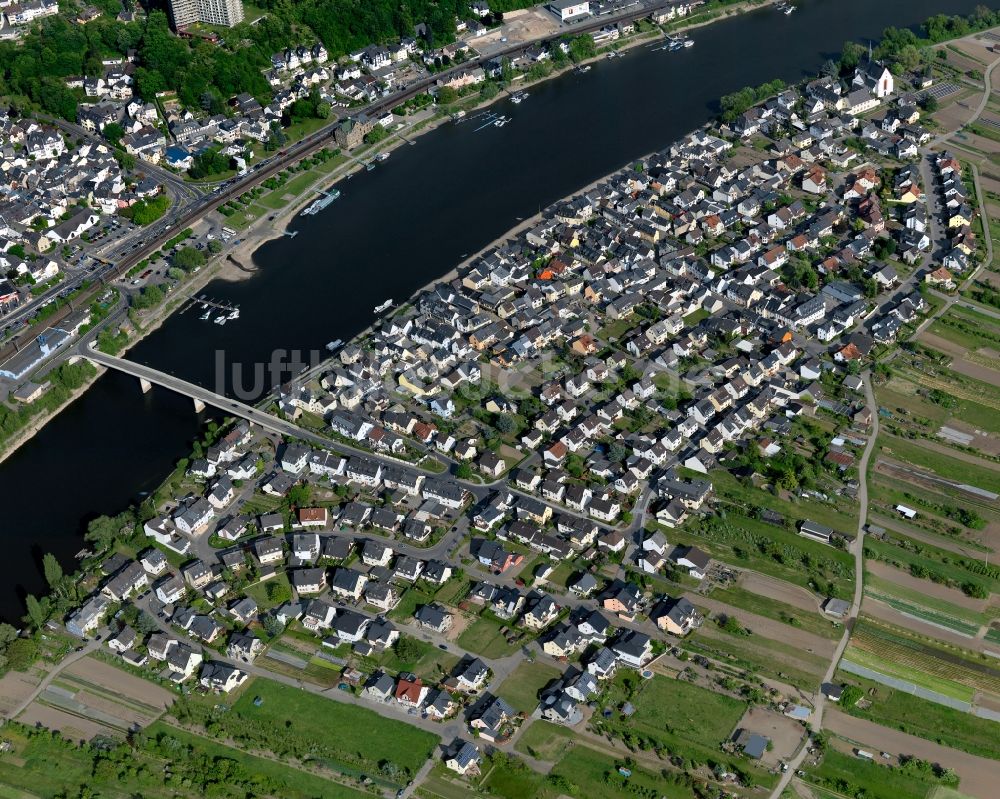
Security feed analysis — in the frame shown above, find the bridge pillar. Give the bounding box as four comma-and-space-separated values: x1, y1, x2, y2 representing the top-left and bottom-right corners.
193, 398, 206, 413
139, 377, 152, 394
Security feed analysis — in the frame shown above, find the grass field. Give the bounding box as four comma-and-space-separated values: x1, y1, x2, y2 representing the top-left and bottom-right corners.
629, 675, 746, 748
218, 678, 437, 781
836, 672, 1000, 760
0, 720, 371, 799
709, 469, 859, 532
591, 674, 775, 786
656, 512, 855, 600
867, 575, 997, 626
710, 584, 841, 639
514, 721, 576, 761
146, 723, 371, 798
878, 374, 1000, 435
495, 661, 562, 713
547, 746, 708, 799
880, 434, 1000, 494
456, 615, 522, 659
929, 304, 1000, 352
804, 748, 952, 799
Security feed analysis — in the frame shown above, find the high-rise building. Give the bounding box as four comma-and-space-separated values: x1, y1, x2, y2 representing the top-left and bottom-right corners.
168, 0, 244, 29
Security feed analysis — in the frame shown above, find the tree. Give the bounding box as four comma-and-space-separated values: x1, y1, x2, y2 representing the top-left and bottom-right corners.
821, 59, 839, 78
393, 636, 423, 663
495, 414, 516, 435
266, 581, 292, 604
188, 149, 231, 179
134, 610, 159, 635
6, 638, 37, 672
172, 247, 206, 271
42, 552, 63, 589
838, 684, 863, 707
207, 239, 223, 254
436, 86, 458, 104
839, 40, 867, 72
102, 123, 124, 146
568, 35, 596, 64
285, 482, 312, 508
85, 513, 124, 550
121, 194, 170, 226
455, 462, 473, 479
24, 594, 45, 630
262, 614, 284, 637
608, 441, 629, 463
363, 123, 390, 145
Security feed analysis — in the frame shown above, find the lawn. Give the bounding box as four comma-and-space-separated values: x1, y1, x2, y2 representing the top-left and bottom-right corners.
495, 660, 562, 713
836, 672, 1000, 761
804, 748, 952, 799
548, 745, 730, 799
224, 203, 267, 230
710, 584, 841, 640
879, 434, 1000, 494
388, 584, 437, 622
389, 577, 469, 622
456, 615, 522, 659
243, 572, 291, 609
371, 636, 460, 683
514, 720, 576, 761
222, 678, 438, 781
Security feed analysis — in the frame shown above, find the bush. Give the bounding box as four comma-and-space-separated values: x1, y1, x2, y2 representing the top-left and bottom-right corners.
6, 638, 38, 672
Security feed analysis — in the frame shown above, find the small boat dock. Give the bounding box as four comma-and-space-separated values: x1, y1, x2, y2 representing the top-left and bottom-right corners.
183, 296, 241, 324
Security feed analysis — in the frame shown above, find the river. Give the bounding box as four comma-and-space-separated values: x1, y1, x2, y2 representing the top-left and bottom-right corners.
0, 0, 984, 621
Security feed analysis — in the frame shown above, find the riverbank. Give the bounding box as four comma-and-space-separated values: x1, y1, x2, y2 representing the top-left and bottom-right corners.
0, 364, 107, 467
229, 0, 784, 272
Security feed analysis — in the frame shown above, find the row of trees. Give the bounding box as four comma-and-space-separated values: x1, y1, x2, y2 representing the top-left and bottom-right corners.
719, 79, 786, 123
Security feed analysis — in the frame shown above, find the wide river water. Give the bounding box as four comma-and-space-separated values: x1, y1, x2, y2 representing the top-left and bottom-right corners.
0, 0, 984, 621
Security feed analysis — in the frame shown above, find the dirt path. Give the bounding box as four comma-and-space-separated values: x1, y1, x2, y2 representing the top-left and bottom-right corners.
823, 709, 1000, 799
739, 571, 824, 614
693, 595, 837, 659
864, 561, 993, 612
918, 331, 1000, 384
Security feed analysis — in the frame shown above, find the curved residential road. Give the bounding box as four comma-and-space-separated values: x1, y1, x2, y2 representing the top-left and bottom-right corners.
768, 371, 878, 799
